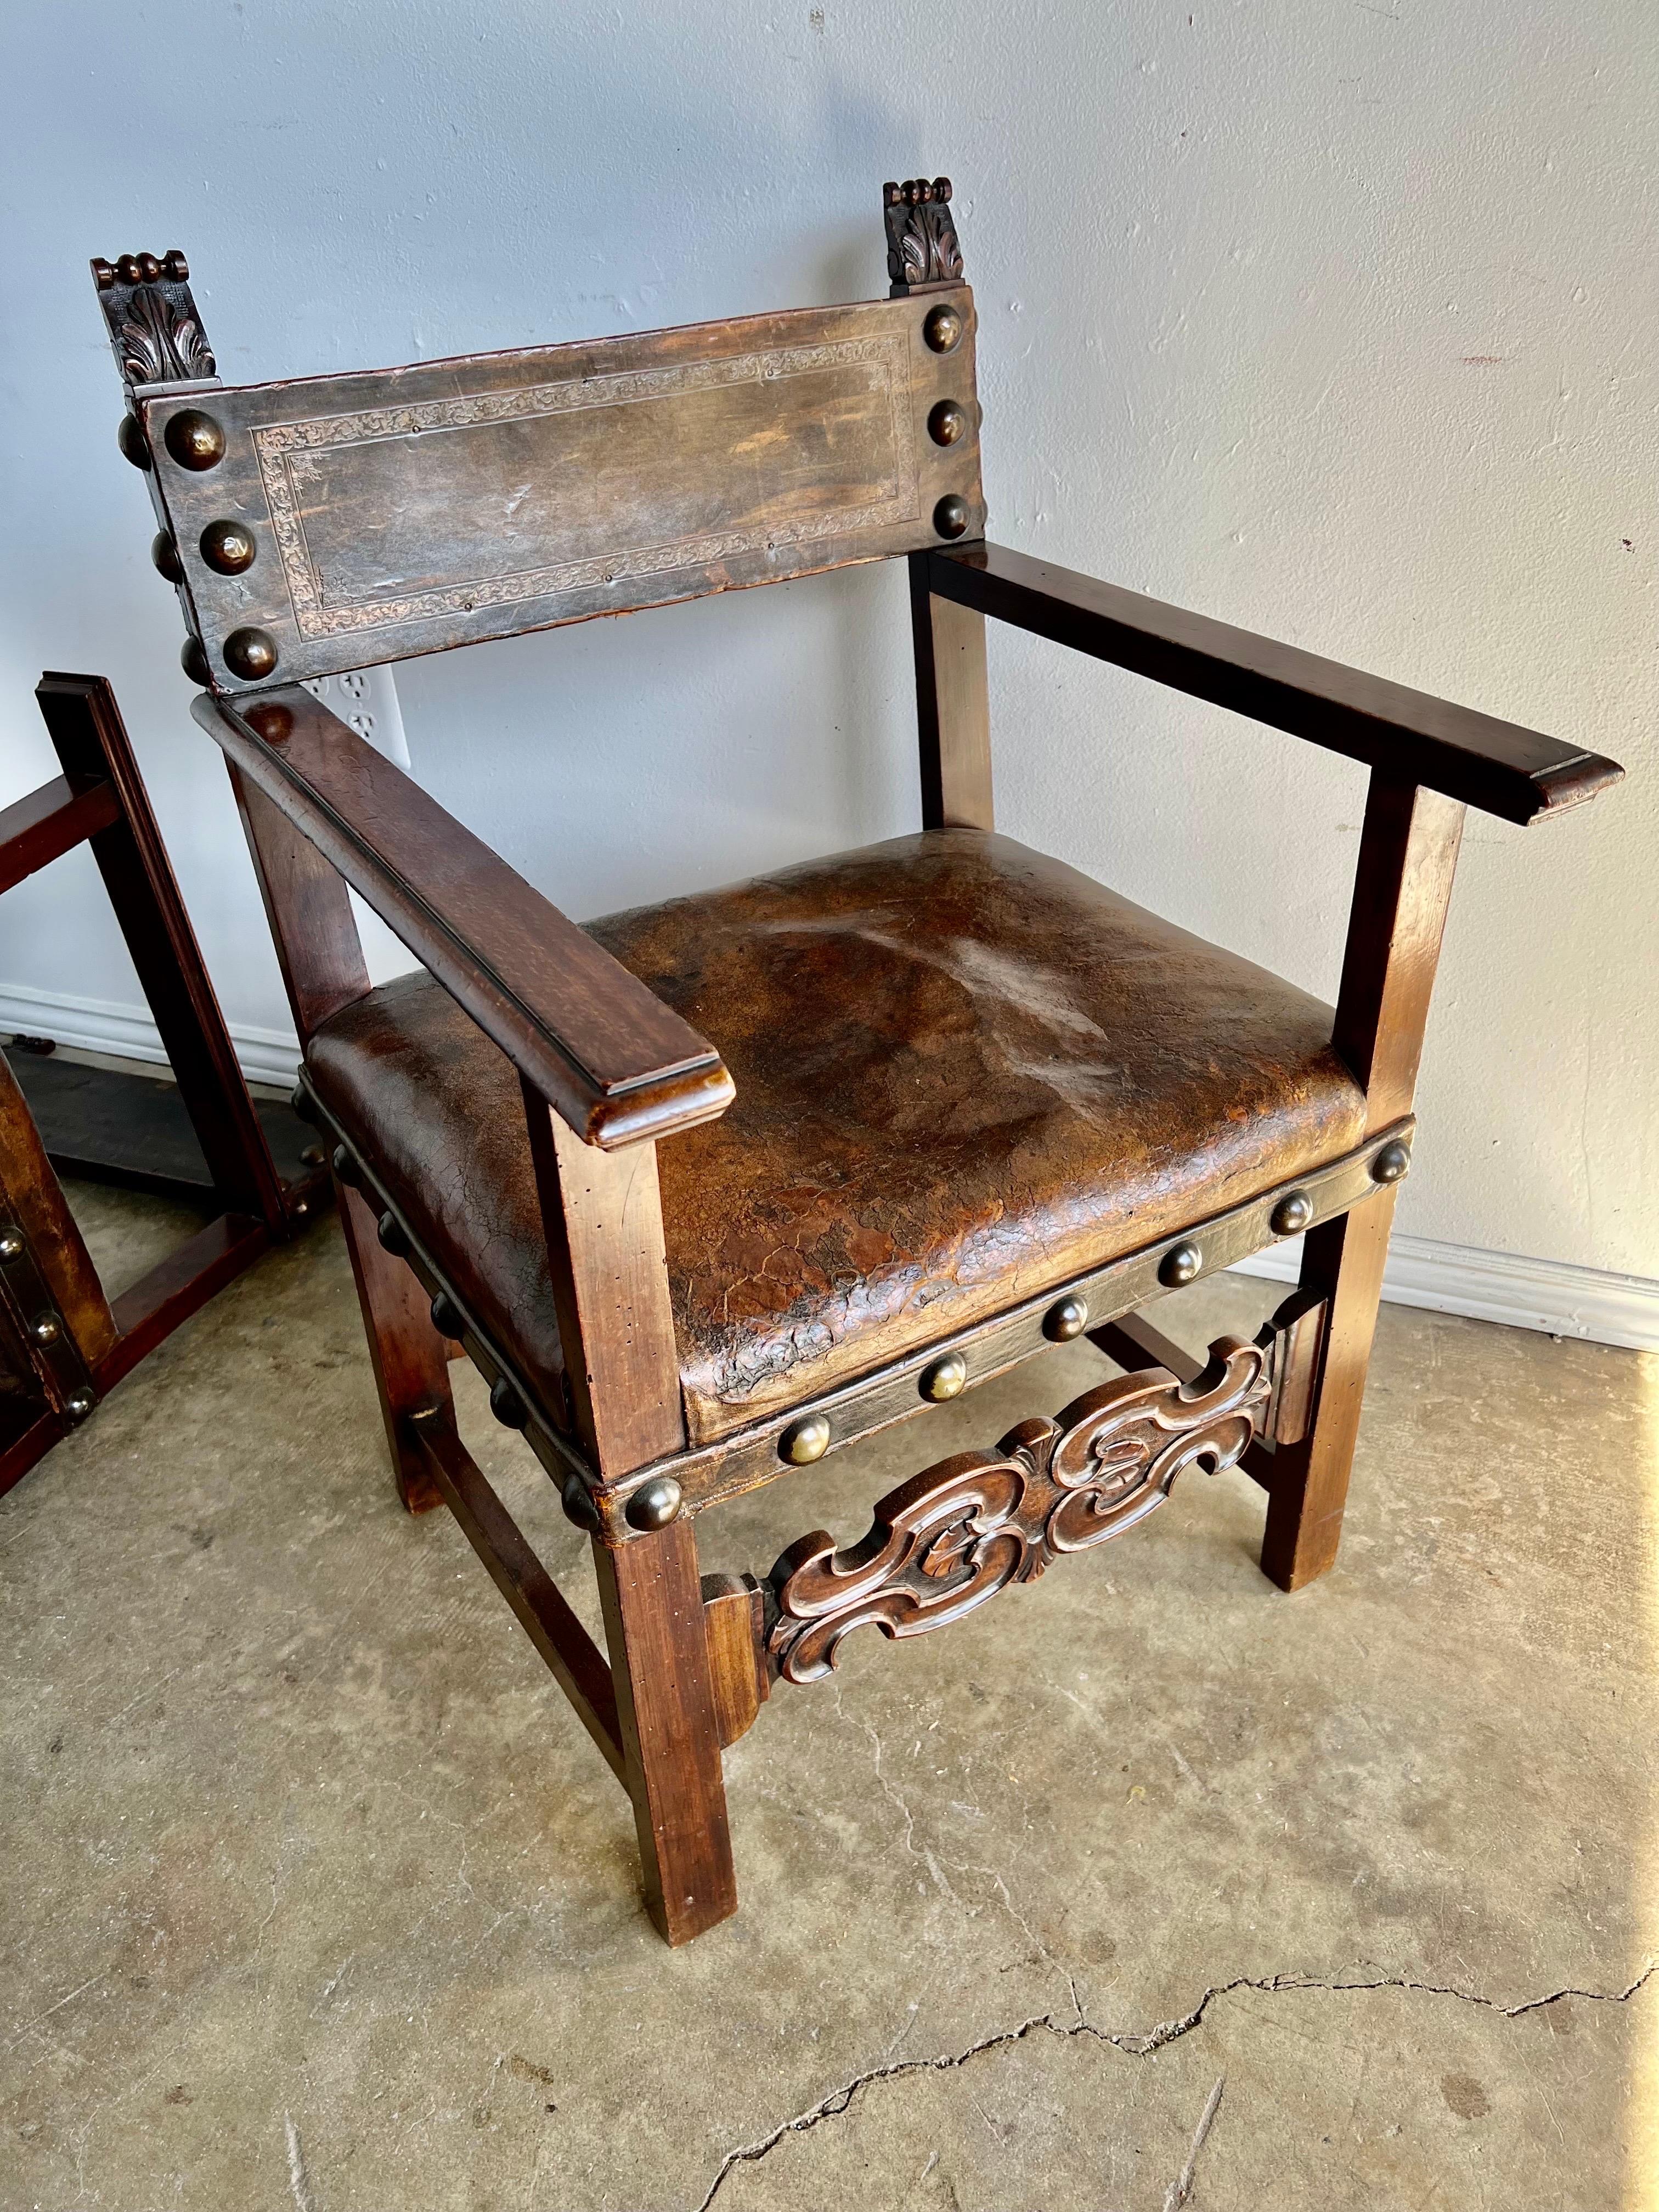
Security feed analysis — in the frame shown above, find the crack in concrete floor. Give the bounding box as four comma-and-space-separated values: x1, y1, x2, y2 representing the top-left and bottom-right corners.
7, 1205, 1653, 2208
693, 1960, 1657, 2209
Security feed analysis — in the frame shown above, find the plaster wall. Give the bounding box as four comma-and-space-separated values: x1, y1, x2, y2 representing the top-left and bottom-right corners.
1, 0, 1654, 1277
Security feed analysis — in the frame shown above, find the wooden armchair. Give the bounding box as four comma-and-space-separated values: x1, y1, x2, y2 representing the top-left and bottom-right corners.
91, 190, 1621, 1944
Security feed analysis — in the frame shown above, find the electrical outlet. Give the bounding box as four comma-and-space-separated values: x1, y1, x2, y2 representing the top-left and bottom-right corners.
301, 665, 411, 769
300, 667, 419, 983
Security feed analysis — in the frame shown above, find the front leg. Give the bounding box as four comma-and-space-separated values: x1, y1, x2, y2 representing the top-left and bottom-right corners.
594, 1519, 737, 1945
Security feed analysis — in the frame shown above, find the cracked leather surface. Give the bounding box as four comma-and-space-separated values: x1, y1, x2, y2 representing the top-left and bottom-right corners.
306, 830, 1366, 1446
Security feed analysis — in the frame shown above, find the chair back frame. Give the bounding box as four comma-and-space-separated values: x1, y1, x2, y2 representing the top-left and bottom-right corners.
98, 232, 982, 696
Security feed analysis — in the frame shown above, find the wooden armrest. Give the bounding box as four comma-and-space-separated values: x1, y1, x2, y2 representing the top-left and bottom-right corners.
929, 543, 1623, 826
195, 686, 733, 1148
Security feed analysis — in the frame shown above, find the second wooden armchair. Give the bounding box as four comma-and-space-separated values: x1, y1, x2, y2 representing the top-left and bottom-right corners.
92, 186, 1620, 1944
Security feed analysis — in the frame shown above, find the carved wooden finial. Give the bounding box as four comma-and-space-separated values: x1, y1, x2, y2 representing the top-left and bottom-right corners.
882, 177, 964, 294
89, 249, 216, 389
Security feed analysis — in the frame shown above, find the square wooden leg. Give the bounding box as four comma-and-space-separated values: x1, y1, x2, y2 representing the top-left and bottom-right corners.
1259, 1186, 1397, 1592
593, 1517, 737, 1945
335, 1178, 449, 1514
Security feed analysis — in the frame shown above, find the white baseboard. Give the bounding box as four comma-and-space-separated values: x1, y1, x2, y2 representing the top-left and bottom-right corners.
1234, 1233, 1659, 1355
0, 982, 300, 1091
4, 979, 1655, 1354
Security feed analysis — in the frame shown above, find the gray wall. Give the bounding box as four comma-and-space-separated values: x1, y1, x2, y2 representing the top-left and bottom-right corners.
2, 0, 1654, 1282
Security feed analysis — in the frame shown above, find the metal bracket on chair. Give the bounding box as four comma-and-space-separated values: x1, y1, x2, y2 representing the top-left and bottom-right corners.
761, 1333, 1272, 1687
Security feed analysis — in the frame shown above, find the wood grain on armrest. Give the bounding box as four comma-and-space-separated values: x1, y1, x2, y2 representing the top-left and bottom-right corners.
195, 687, 733, 1149
929, 543, 1622, 825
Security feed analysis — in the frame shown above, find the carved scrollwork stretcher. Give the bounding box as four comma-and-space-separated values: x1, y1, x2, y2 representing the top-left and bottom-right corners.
765, 1336, 1272, 1684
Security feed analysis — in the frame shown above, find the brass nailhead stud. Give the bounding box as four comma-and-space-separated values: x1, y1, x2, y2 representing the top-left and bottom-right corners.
32, 1314, 61, 1346
933, 493, 970, 539
626, 1476, 684, 1532
223, 627, 279, 680
0, 1226, 22, 1261
1271, 1190, 1314, 1237
429, 1292, 462, 1339
118, 413, 151, 470
164, 408, 225, 471
151, 531, 183, 584
928, 398, 968, 446
1045, 1294, 1089, 1341
65, 1389, 95, 1423
923, 303, 963, 353
180, 636, 211, 687
781, 1412, 831, 1465
298, 1143, 325, 1168
376, 1210, 408, 1256
200, 518, 257, 574
489, 1376, 528, 1427
920, 1351, 967, 1402
1372, 1139, 1412, 1184
1159, 1241, 1203, 1288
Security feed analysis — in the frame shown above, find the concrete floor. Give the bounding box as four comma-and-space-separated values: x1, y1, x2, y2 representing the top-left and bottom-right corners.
2, 1183, 1655, 2210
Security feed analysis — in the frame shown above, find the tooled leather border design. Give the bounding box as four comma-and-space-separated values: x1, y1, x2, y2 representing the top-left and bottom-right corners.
253, 335, 916, 639
765, 1338, 1271, 1683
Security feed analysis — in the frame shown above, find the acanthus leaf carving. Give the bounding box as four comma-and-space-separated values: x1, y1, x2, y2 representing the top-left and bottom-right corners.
765, 1336, 1271, 1684
91, 249, 216, 390
883, 177, 964, 290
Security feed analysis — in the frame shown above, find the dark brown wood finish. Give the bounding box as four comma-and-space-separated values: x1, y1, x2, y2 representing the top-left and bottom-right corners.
520, 1078, 736, 1940
1332, 781, 1466, 1128
1259, 1290, 1327, 1451
1260, 771, 1465, 1589
520, 1090, 686, 1476
1092, 1286, 1326, 1487
0, 778, 121, 896
0, 1051, 116, 1379
409, 1411, 625, 1780
98, 1212, 268, 1392
38, 676, 287, 1231
225, 757, 452, 1514
302, 1085, 1412, 1535
594, 1520, 739, 1945
701, 1572, 769, 1747
766, 1334, 1272, 1684
928, 543, 1622, 825
620, 1122, 1409, 1530
0, 674, 325, 1497
1259, 1195, 1397, 1589
225, 761, 371, 1039
910, 551, 992, 830
7, 1053, 320, 1210
91, 249, 216, 386
335, 1180, 449, 1513
205, 691, 733, 1149
142, 290, 983, 692
85, 187, 1622, 1943
1090, 1311, 1203, 1386
884, 178, 965, 291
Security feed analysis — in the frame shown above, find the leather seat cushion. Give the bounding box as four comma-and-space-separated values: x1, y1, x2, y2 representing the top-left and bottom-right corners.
306, 830, 1367, 1446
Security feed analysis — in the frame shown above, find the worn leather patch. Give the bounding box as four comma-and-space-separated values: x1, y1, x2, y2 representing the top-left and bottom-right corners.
307, 830, 1365, 1447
